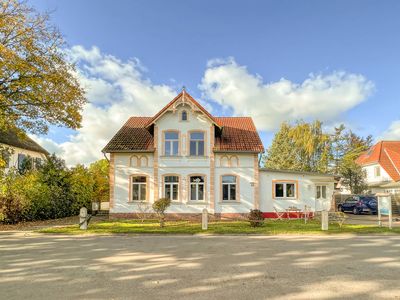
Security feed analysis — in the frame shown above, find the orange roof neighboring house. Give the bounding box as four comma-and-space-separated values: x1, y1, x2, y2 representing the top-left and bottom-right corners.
356, 141, 400, 181
102, 92, 264, 153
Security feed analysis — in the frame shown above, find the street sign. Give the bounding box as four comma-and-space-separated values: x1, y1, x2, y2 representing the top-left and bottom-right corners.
376, 193, 392, 229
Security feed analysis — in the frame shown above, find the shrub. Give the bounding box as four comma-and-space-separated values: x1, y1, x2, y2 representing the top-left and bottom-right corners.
248, 209, 264, 227
152, 198, 171, 228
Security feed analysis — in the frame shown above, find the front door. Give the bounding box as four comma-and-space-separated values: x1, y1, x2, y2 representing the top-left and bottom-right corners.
315, 185, 329, 211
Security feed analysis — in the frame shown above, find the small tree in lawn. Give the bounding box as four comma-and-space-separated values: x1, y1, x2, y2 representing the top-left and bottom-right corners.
152, 198, 171, 228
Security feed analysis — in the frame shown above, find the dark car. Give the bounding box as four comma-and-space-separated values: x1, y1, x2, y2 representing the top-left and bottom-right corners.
338, 195, 378, 215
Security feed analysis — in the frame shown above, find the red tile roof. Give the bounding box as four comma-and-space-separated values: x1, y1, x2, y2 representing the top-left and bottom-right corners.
214, 117, 264, 152
102, 117, 154, 152
356, 141, 400, 181
103, 92, 264, 153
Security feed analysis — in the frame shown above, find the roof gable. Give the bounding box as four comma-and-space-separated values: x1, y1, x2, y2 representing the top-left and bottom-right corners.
146, 90, 220, 128
103, 92, 264, 153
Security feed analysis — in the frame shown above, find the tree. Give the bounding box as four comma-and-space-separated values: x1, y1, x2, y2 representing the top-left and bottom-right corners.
263, 122, 297, 170
331, 126, 372, 194
152, 198, 171, 228
264, 120, 331, 173
88, 159, 109, 203
69, 164, 94, 213
0, 0, 86, 134
339, 152, 368, 194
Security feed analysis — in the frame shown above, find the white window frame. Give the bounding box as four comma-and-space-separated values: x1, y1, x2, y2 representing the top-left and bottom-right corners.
222, 175, 237, 201
190, 176, 205, 201
189, 132, 205, 156
273, 181, 297, 199
164, 175, 179, 201
131, 176, 147, 201
164, 131, 179, 156
316, 185, 327, 200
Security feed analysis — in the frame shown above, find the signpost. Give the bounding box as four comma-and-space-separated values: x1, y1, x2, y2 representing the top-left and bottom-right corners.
376, 193, 392, 229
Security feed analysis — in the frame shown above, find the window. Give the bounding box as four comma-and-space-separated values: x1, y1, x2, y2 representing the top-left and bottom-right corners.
374, 166, 380, 177
274, 181, 297, 199
131, 176, 147, 201
34, 157, 42, 169
17, 154, 26, 170
190, 176, 205, 201
164, 175, 179, 201
189, 132, 205, 156
316, 185, 327, 199
164, 131, 179, 156
181, 110, 188, 121
222, 175, 237, 201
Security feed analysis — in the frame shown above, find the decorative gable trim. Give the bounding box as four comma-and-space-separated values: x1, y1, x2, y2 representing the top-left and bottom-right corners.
145, 90, 221, 129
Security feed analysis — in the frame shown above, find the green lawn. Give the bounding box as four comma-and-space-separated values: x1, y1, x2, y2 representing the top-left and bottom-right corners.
39, 219, 400, 235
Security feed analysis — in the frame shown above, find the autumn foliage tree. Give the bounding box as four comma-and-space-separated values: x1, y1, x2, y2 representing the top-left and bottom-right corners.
0, 0, 86, 135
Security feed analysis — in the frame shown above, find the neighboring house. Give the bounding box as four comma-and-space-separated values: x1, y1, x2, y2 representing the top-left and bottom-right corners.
103, 90, 335, 219
356, 141, 400, 194
0, 129, 48, 172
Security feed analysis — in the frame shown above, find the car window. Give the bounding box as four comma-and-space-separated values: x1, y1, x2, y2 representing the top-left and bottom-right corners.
345, 198, 357, 203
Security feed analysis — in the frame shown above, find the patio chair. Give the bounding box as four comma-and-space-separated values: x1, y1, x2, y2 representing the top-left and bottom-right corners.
286, 206, 301, 220
274, 206, 286, 221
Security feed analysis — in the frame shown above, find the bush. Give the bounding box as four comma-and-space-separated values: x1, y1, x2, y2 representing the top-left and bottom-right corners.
0, 154, 110, 224
152, 198, 171, 228
248, 209, 264, 227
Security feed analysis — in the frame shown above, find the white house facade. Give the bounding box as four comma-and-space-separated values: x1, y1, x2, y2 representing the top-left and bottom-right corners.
1, 130, 48, 173
357, 141, 400, 194
103, 91, 335, 219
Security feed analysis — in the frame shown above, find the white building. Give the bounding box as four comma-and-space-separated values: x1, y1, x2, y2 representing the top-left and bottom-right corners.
103, 91, 334, 219
357, 141, 400, 194
1, 130, 48, 172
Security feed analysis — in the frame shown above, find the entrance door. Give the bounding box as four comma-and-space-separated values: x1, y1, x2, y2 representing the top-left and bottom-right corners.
315, 185, 330, 211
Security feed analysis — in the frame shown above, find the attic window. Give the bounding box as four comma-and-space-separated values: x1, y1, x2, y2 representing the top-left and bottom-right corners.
181, 110, 188, 121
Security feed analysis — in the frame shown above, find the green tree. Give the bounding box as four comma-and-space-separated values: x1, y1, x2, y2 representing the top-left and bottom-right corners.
89, 159, 109, 202
37, 154, 73, 218
331, 125, 372, 193
263, 122, 297, 170
69, 164, 94, 213
0, 0, 86, 135
264, 120, 331, 173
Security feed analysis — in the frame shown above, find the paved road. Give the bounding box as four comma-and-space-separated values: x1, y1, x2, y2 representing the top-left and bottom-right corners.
0, 233, 399, 300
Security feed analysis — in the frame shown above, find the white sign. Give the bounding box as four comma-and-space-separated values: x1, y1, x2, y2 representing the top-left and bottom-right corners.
376, 193, 392, 229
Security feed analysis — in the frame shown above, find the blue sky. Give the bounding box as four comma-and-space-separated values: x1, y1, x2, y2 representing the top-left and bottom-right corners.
30, 0, 400, 165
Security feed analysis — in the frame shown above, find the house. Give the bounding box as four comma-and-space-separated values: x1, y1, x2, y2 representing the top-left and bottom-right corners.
102, 90, 335, 219
0, 129, 48, 172
356, 141, 400, 194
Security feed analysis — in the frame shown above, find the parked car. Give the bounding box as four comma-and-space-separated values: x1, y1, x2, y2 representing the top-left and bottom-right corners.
337, 195, 378, 215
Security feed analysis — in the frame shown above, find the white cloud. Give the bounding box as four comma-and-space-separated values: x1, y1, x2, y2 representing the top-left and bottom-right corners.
380, 120, 400, 140
199, 58, 374, 131
35, 50, 375, 166
37, 45, 175, 166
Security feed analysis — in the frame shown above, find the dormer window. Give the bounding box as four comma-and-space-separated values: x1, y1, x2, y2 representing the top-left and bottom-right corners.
181, 110, 188, 121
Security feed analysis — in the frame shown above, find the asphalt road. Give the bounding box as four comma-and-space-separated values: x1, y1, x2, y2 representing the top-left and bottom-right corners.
0, 233, 399, 300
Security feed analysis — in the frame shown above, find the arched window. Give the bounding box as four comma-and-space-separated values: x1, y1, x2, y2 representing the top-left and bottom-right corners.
164, 175, 179, 201
190, 176, 205, 201
181, 110, 188, 121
